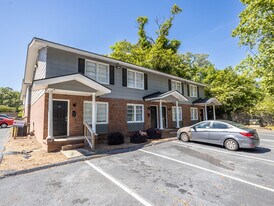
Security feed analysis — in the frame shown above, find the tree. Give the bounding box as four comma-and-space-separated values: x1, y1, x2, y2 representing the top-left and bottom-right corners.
232, 0, 274, 95
0, 87, 22, 111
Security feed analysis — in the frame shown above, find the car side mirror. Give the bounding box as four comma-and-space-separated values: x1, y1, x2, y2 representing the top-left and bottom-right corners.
192, 126, 197, 131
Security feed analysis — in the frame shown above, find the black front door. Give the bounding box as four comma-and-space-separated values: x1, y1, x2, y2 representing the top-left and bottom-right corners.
151, 106, 157, 128
53, 101, 68, 136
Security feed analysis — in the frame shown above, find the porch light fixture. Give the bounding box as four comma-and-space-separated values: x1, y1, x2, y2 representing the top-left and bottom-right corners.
116, 63, 121, 69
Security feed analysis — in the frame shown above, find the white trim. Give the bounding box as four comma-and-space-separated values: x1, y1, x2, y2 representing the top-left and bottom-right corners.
127, 69, 145, 90
150, 105, 159, 128
189, 84, 198, 98
32, 73, 111, 96
52, 89, 93, 96
52, 99, 70, 137
172, 106, 182, 121
190, 107, 198, 121
127, 104, 144, 123
84, 101, 109, 124
161, 105, 168, 128
145, 90, 188, 102
85, 59, 110, 85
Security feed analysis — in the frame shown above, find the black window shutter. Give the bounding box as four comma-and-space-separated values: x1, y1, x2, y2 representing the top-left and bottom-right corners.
144, 74, 148, 90
197, 86, 199, 98
122, 68, 127, 87
78, 58, 85, 74
187, 84, 190, 96
181, 83, 184, 95
168, 79, 171, 91
109, 65, 115, 85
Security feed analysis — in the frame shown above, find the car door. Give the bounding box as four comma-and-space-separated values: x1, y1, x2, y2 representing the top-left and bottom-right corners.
191, 121, 211, 142
208, 122, 230, 144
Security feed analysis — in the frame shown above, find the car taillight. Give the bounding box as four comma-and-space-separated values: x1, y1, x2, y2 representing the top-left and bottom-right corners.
240, 132, 254, 138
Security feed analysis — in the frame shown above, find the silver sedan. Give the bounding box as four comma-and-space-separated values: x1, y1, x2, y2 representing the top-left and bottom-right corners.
177, 120, 260, 151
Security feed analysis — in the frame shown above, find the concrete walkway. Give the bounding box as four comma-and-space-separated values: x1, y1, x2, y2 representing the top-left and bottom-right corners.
0, 128, 11, 163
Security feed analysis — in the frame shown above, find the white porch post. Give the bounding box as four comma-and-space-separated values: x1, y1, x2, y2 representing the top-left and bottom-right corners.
47, 89, 54, 140
92, 93, 96, 133
205, 104, 208, 121
213, 104, 216, 120
159, 100, 163, 129
176, 101, 180, 128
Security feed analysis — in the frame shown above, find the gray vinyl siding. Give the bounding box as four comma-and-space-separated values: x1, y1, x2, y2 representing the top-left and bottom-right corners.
127, 123, 145, 132
45, 47, 205, 104
96, 124, 108, 134
34, 48, 46, 80
172, 121, 183, 128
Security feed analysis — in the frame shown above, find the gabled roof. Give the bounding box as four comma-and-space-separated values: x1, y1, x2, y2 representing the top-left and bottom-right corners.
193, 98, 222, 105
143, 90, 188, 102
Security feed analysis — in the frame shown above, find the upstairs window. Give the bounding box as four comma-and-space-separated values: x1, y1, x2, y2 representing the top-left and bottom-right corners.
85, 60, 109, 84
171, 80, 182, 92
189, 85, 198, 97
127, 69, 144, 89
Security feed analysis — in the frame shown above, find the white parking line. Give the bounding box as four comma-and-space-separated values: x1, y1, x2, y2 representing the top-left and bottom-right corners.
139, 149, 274, 193
85, 161, 153, 206
260, 139, 274, 143
171, 141, 274, 164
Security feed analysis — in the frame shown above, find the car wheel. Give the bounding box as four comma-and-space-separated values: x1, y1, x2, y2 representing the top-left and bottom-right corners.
1, 123, 8, 128
224, 139, 239, 151
180, 132, 190, 142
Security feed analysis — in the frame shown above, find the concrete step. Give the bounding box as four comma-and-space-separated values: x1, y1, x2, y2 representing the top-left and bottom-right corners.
61, 143, 85, 151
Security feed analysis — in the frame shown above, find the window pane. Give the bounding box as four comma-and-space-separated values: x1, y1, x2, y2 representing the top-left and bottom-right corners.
196, 122, 210, 128
127, 105, 134, 121
84, 102, 92, 124
97, 103, 107, 123
176, 82, 181, 91
98, 64, 108, 83
136, 73, 144, 89
172, 108, 176, 121
171, 81, 176, 90
136, 106, 143, 121
212, 123, 228, 129
127, 71, 135, 87
86, 62, 96, 80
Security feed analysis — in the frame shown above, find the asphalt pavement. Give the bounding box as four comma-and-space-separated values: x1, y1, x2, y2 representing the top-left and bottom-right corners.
0, 130, 273, 206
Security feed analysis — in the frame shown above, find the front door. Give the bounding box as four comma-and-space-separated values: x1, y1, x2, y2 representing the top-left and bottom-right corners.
162, 106, 167, 128
151, 106, 158, 128
53, 100, 68, 136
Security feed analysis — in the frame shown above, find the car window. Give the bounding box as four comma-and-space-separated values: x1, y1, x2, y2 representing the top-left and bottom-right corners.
195, 122, 211, 129
212, 122, 228, 129
0, 118, 3, 120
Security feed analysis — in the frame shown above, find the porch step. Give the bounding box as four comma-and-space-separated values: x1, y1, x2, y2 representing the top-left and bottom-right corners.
61, 143, 85, 151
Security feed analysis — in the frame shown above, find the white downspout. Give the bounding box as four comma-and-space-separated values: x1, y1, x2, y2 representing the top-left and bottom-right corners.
205, 104, 208, 121
159, 100, 163, 130
92, 93, 96, 133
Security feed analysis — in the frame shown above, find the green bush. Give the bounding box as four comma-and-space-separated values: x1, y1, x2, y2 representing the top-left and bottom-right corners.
0, 105, 16, 112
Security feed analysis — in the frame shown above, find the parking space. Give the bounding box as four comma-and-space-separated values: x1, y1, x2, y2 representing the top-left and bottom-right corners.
0, 130, 273, 205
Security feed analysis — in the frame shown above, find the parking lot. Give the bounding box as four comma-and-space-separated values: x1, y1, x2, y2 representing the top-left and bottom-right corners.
0, 130, 273, 206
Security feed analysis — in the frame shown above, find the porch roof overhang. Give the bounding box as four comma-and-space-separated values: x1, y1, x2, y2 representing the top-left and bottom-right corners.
193, 98, 222, 106
143, 90, 188, 103
32, 73, 111, 96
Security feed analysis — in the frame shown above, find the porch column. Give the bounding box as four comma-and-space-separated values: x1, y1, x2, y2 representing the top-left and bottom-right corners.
205, 104, 208, 121
213, 104, 216, 120
176, 101, 180, 128
47, 89, 54, 140
159, 100, 163, 129
92, 93, 96, 133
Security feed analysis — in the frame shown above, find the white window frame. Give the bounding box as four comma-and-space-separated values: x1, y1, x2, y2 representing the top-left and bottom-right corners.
172, 106, 182, 121
190, 84, 198, 97
83, 101, 109, 124
171, 80, 182, 92
127, 69, 144, 90
127, 104, 144, 123
85, 59, 109, 84
190, 107, 198, 120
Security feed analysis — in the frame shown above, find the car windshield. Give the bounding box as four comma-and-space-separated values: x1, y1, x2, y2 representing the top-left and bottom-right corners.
221, 120, 247, 129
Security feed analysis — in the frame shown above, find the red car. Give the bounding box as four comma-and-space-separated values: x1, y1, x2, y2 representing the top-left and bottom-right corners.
0, 117, 14, 128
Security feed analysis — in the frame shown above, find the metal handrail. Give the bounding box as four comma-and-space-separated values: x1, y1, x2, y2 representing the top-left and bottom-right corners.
83, 121, 96, 150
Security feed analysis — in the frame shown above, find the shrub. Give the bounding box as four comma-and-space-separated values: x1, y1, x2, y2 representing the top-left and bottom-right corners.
107, 132, 124, 145
130, 130, 147, 144
0, 105, 16, 112
146, 128, 162, 139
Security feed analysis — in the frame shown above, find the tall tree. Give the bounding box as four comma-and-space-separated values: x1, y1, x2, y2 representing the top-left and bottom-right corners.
232, 0, 274, 94
0, 87, 21, 111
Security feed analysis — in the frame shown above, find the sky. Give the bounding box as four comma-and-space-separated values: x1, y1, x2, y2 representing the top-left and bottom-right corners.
0, 0, 246, 91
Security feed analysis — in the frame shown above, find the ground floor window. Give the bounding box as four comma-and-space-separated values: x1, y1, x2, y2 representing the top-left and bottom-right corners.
172, 106, 182, 121
127, 104, 144, 123
83, 101, 108, 124
190, 107, 198, 120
